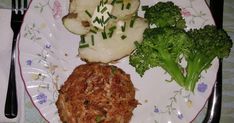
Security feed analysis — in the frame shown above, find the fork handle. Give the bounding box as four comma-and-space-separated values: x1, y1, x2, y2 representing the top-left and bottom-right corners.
5, 33, 18, 119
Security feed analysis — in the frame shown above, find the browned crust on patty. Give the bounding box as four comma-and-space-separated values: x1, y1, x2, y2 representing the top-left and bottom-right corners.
56, 63, 138, 123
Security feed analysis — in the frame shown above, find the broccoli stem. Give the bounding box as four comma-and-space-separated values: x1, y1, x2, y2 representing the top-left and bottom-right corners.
159, 49, 185, 87
185, 55, 214, 92
185, 59, 201, 92
161, 60, 185, 87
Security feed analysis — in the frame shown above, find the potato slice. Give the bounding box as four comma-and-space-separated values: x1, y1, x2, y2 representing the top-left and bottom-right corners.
78, 17, 148, 63
63, 13, 91, 35
63, 0, 140, 35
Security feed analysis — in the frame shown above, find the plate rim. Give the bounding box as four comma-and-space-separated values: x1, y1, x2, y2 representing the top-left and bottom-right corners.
16, 0, 219, 122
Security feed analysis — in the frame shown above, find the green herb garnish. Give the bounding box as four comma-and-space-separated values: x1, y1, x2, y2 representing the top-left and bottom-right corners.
130, 16, 136, 28
108, 26, 116, 38
97, 5, 100, 12
116, 0, 123, 4
108, 30, 114, 38
121, 3, 124, 10
121, 22, 126, 32
80, 35, 85, 43
90, 29, 97, 34
95, 115, 102, 123
126, 3, 131, 9
100, 16, 104, 26
109, 26, 116, 31
79, 44, 89, 48
102, 31, 107, 39
100, 0, 104, 6
85, 10, 92, 18
121, 35, 127, 40
101, 6, 107, 14
94, 26, 99, 30
93, 17, 100, 24
107, 12, 117, 19
104, 0, 108, 4
91, 35, 95, 45
104, 17, 110, 24
111, 66, 117, 74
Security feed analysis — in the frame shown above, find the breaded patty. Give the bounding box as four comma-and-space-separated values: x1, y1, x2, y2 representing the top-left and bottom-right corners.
56, 63, 138, 123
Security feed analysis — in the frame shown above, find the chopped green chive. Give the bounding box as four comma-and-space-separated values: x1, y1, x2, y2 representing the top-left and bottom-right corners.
121, 22, 126, 32
107, 12, 117, 19
134, 41, 139, 47
108, 30, 114, 38
97, 5, 100, 12
108, 26, 116, 38
107, 12, 111, 17
79, 44, 89, 48
104, 0, 108, 4
80, 35, 85, 43
107, 12, 112, 18
104, 17, 110, 24
95, 115, 102, 123
103, 26, 106, 32
109, 26, 116, 31
91, 35, 94, 45
90, 29, 97, 34
100, 0, 104, 6
101, 6, 107, 14
141, 5, 149, 11
100, 16, 104, 26
121, 35, 127, 40
111, 0, 117, 5
111, 66, 116, 74
97, 18, 101, 24
130, 17, 136, 28
93, 17, 100, 24
94, 26, 99, 30
116, 0, 123, 4
85, 10, 92, 18
126, 3, 131, 9
93, 18, 97, 23
102, 31, 107, 39
121, 3, 124, 10
101, 16, 104, 23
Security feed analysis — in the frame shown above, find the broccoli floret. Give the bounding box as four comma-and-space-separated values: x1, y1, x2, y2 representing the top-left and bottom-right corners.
144, 1, 186, 29
185, 25, 233, 91
130, 27, 192, 87
133, 1, 233, 92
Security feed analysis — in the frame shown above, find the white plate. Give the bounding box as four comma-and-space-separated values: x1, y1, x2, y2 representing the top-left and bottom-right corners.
18, 0, 218, 122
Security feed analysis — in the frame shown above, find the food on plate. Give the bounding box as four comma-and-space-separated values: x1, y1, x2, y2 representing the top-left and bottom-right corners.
56, 63, 138, 123
144, 1, 186, 29
63, 0, 140, 35
79, 17, 148, 63
111, 0, 140, 19
63, 0, 147, 63
130, 2, 233, 92
185, 25, 233, 91
129, 27, 191, 87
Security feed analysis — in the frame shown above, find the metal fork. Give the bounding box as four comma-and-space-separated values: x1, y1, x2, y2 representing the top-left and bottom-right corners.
5, 0, 28, 119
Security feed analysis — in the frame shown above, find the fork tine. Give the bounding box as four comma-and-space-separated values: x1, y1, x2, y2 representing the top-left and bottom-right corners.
18, 0, 21, 9
12, 0, 16, 10
17, 0, 22, 14
23, 0, 28, 10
